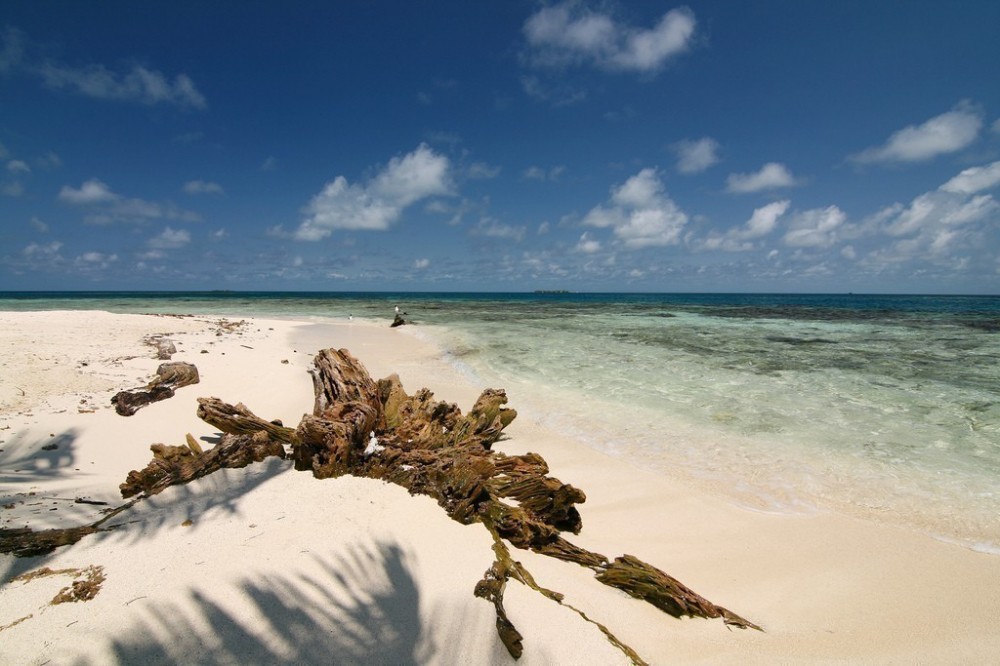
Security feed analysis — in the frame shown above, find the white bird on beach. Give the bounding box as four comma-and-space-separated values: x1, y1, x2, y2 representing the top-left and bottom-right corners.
395, 305, 400, 314
364, 431, 384, 457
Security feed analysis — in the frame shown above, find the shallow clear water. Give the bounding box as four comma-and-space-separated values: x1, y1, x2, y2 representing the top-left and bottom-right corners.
3, 291, 999, 550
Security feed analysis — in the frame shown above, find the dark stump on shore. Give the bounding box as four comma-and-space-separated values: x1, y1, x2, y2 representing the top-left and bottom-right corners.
111, 361, 200, 416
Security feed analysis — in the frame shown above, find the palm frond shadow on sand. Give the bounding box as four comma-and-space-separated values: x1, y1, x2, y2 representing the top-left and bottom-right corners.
83, 539, 503, 666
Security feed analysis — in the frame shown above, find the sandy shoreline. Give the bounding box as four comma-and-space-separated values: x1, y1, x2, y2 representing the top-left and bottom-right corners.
2, 310, 999, 664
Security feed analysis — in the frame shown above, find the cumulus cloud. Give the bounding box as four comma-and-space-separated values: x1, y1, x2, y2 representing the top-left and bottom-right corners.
673, 137, 720, 174
60, 179, 200, 225
939, 160, 1000, 195
703, 199, 790, 251
414, 258, 430, 269
59, 178, 120, 204
583, 168, 688, 249
183, 179, 225, 195
523, 3, 696, 73
783, 206, 847, 248
861, 161, 1000, 266
726, 163, 797, 193
23, 241, 63, 259
575, 232, 602, 253
850, 101, 983, 164
148, 227, 192, 250
296, 144, 452, 241
30, 216, 48, 233
77, 251, 118, 268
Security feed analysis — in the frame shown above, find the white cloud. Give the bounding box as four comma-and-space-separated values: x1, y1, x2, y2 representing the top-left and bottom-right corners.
147, 227, 191, 250
30, 216, 48, 233
583, 168, 688, 249
472, 218, 526, 242
523, 165, 566, 181
260, 156, 277, 172
885, 191, 998, 237
80, 196, 200, 226
850, 101, 983, 164
6, 159, 30, 174
3, 29, 206, 109
726, 163, 797, 193
467, 162, 501, 179
77, 251, 118, 267
861, 163, 1000, 267
783, 206, 846, 248
183, 179, 225, 195
296, 144, 452, 241
674, 137, 720, 174
703, 199, 790, 251
745, 200, 791, 237
575, 232, 602, 253
23, 241, 63, 259
39, 63, 206, 109
523, 3, 696, 73
414, 258, 430, 269
939, 160, 1000, 195
58, 178, 120, 204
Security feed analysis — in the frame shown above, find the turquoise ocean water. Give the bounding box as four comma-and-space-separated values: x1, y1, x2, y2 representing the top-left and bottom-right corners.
3, 291, 999, 551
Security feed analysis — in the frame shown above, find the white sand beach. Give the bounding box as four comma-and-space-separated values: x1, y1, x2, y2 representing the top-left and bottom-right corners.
2, 311, 999, 664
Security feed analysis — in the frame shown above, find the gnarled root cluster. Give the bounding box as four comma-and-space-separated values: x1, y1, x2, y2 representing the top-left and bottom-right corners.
3, 348, 759, 662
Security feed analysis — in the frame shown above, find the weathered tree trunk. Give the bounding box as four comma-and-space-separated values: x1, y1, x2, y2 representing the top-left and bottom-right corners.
111, 361, 200, 416
8, 346, 760, 664
287, 348, 761, 654
119, 430, 286, 499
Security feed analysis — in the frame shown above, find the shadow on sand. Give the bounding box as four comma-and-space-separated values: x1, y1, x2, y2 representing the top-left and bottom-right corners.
83, 539, 502, 665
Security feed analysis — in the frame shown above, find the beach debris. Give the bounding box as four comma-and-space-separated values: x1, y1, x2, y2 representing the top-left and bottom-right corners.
184, 349, 760, 658
111, 361, 200, 416
1, 347, 759, 662
9, 565, 106, 605
144, 335, 177, 360
0, 523, 112, 558
119, 428, 287, 499
213, 319, 248, 336
391, 313, 407, 327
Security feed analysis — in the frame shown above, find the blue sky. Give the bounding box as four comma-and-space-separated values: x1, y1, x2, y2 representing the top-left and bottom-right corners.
2, 1, 1000, 293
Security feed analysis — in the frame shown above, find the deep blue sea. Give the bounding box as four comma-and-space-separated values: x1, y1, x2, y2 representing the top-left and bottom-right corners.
3, 291, 999, 551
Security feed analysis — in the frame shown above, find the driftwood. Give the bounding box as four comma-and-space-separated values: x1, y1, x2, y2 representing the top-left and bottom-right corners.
119, 430, 286, 499
4, 347, 759, 662
144, 335, 177, 360
154, 348, 758, 658
111, 362, 200, 416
